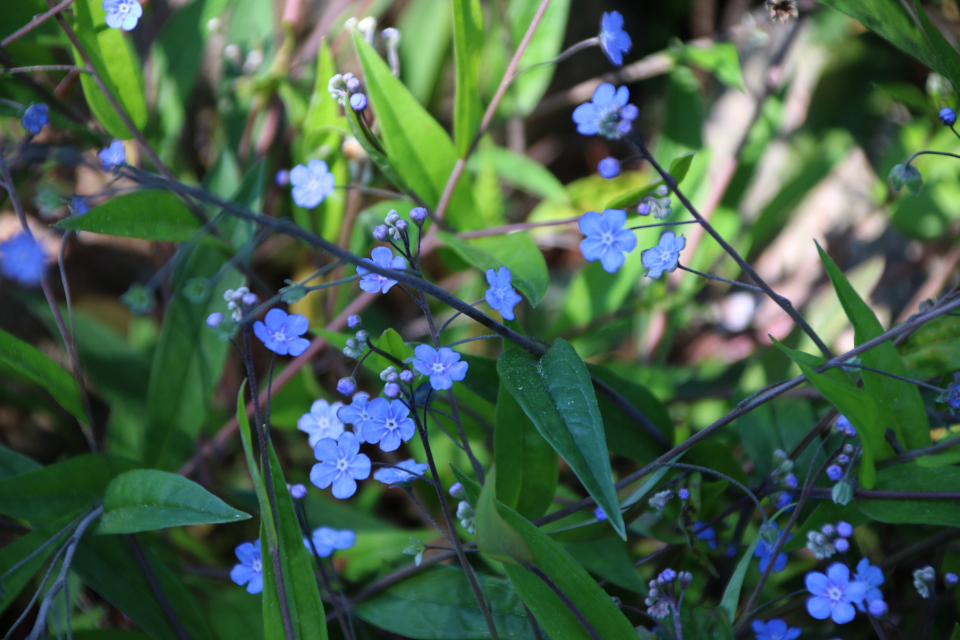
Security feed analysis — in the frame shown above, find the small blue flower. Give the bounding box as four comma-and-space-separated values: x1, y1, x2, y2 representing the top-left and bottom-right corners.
99, 139, 126, 170
805, 562, 866, 624
642, 230, 686, 279
940, 107, 957, 126
578, 209, 636, 273
572, 83, 638, 139
694, 522, 717, 550
836, 414, 856, 437
593, 506, 607, 521
337, 377, 356, 396
0, 232, 47, 287
357, 246, 406, 294
946, 372, 960, 410
290, 159, 335, 209
597, 157, 621, 179
338, 392, 373, 441
854, 557, 884, 612
836, 521, 853, 538
253, 308, 311, 356
230, 541, 264, 594
751, 619, 800, 640
484, 267, 523, 320
304, 527, 355, 557
298, 399, 345, 448
412, 345, 469, 391
754, 523, 790, 573
21, 104, 48, 135
71, 195, 89, 216
364, 398, 416, 452
826, 465, 843, 481
206, 312, 223, 328
374, 459, 429, 486
103, 0, 142, 30
599, 11, 632, 67
775, 493, 792, 510
310, 431, 371, 499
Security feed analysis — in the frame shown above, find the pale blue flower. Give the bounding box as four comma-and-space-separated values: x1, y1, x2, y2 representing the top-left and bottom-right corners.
0, 232, 47, 287
253, 308, 310, 356
298, 399, 345, 448
572, 83, 638, 139
854, 557, 884, 612
99, 139, 125, 169
374, 459, 429, 486
338, 392, 373, 441
805, 562, 866, 624
103, 0, 142, 31
578, 209, 636, 273
642, 230, 686, 279
364, 398, 416, 452
357, 246, 405, 294
310, 431, 370, 499
230, 541, 263, 594
304, 527, 355, 557
599, 11, 632, 67
755, 523, 790, 573
290, 159, 335, 209
484, 267, 523, 320
751, 619, 800, 640
412, 345, 468, 391
21, 104, 48, 135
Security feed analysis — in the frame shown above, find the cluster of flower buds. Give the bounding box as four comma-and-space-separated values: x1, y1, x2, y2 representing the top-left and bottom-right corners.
806, 520, 854, 559
835, 415, 857, 438
374, 210, 409, 242
648, 489, 674, 511
224, 287, 258, 321
771, 450, 797, 491
328, 72, 366, 111
913, 566, 936, 599
826, 443, 856, 483
380, 366, 402, 398
644, 568, 692, 620
344, 16, 378, 43
637, 185, 673, 220
343, 328, 368, 360
450, 485, 475, 534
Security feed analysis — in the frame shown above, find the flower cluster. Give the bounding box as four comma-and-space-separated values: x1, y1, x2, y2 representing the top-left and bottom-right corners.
0, 232, 48, 287
375, 210, 409, 242
913, 565, 936, 599
644, 568, 692, 620
253, 309, 311, 356
637, 185, 673, 219
806, 520, 854, 559
304, 527, 355, 557
754, 522, 790, 573
572, 83, 638, 140
835, 415, 857, 438
290, 160, 335, 209
803, 557, 887, 624
328, 72, 366, 111
648, 489, 674, 510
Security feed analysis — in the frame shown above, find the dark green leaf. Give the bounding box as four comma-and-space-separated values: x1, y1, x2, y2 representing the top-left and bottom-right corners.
453, 0, 484, 156
0, 444, 41, 480
563, 538, 646, 593
587, 365, 673, 463
0, 327, 85, 421
476, 468, 535, 565
859, 463, 960, 526
438, 231, 549, 306
916, 0, 960, 93
719, 537, 759, 620
55, 191, 202, 241
900, 315, 960, 378
0, 515, 75, 614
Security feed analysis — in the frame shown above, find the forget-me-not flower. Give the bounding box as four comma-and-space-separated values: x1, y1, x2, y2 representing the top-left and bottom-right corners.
298, 399, 345, 447
290, 159, 335, 209
578, 209, 636, 274
572, 83, 638, 139
357, 246, 405, 294
374, 459, 429, 486
71, 195, 89, 216
0, 232, 47, 287
254, 308, 311, 356
694, 522, 717, 550
946, 372, 960, 410
599, 11, 632, 67
755, 522, 790, 573
751, 619, 800, 640
103, 0, 142, 30
304, 527, 355, 557
412, 345, 468, 391
642, 230, 686, 279
805, 562, 866, 624
230, 541, 264, 594
21, 104, 48, 135
99, 139, 125, 169
484, 267, 523, 320
364, 398, 416, 452
310, 431, 371, 499
854, 557, 884, 612
338, 392, 373, 441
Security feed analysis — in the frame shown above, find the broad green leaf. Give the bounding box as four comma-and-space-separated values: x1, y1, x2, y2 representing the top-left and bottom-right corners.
458, 353, 501, 404
72, 0, 147, 138
0, 454, 138, 522
719, 537, 759, 621
494, 383, 558, 520
99, 469, 250, 534
817, 243, 929, 450
300, 38, 345, 156
0, 515, 75, 614
605, 153, 696, 210
377, 328, 413, 371
467, 145, 568, 201
736, 398, 825, 480
680, 42, 744, 91
0, 327, 85, 422
504, 0, 571, 116
952, 623, 960, 640
397, 0, 453, 103
452, 0, 484, 156
344, 102, 411, 194
914, 0, 960, 101
0, 444, 40, 480
476, 468, 535, 565
354, 566, 536, 640
859, 463, 960, 526
55, 191, 202, 241
673, 608, 734, 640
438, 231, 549, 306
563, 538, 646, 592
353, 33, 480, 230
587, 365, 673, 463
498, 339, 625, 538
900, 315, 960, 378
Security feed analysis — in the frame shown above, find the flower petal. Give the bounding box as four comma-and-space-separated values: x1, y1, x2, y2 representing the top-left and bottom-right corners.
805, 596, 832, 620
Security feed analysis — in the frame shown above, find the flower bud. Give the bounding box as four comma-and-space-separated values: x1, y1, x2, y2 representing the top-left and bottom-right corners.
945, 572, 958, 587
783, 473, 797, 489
355, 330, 369, 344
350, 93, 368, 111
289, 484, 307, 499
410, 207, 428, 224
826, 465, 843, 481
373, 225, 388, 240
382, 27, 400, 45
346, 76, 361, 93
347, 314, 362, 328
275, 169, 290, 186
384, 382, 400, 398
836, 521, 853, 538
940, 106, 957, 126
597, 157, 621, 179
337, 377, 356, 395
678, 571, 693, 588
833, 537, 849, 553
400, 369, 414, 384
678, 488, 690, 501
449, 482, 465, 498
242, 292, 259, 307
396, 219, 408, 232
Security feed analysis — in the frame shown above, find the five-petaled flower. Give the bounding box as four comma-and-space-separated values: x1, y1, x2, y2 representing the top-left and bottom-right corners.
854, 557, 885, 612
642, 230, 686, 279
304, 527, 355, 557
298, 399, 345, 447
230, 541, 264, 594
578, 209, 636, 274
357, 246, 406, 294
290, 159, 335, 209
484, 267, 523, 320
805, 562, 867, 624
364, 398, 416, 452
0, 232, 48, 287
338, 392, 373, 442
254, 308, 311, 356
755, 522, 791, 573
694, 522, 717, 550
103, 0, 142, 31
21, 104, 48, 135
599, 11, 632, 67
751, 619, 800, 640
572, 83, 638, 139
412, 345, 469, 390
374, 459, 429, 486
310, 431, 371, 499
99, 139, 126, 170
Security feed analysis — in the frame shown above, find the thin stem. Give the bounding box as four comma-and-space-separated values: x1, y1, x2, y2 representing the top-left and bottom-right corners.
905, 150, 960, 165
125, 534, 192, 640
0, 511, 85, 584
0, 65, 92, 75
627, 219, 699, 231
442, 334, 501, 348
526, 565, 603, 640
0, 0, 76, 48
438, 299, 485, 335
678, 264, 765, 293
404, 487, 456, 546
515, 37, 599, 75
877, 434, 960, 469
457, 215, 582, 239
842, 363, 947, 394
426, 408, 469, 452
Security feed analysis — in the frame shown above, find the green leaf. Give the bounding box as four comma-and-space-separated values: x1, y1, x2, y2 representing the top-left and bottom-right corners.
605, 153, 696, 210
859, 463, 960, 526
55, 190, 202, 241
719, 536, 760, 621
680, 43, 744, 91
476, 468, 535, 565
377, 328, 413, 370
354, 566, 536, 640
99, 469, 250, 534
72, 0, 147, 138
0, 444, 40, 480
914, 0, 960, 98
0, 454, 138, 522
438, 231, 549, 306
504, 0, 571, 116
498, 339, 625, 538
817, 243, 929, 450
452, 0, 484, 156
587, 365, 673, 463
900, 315, 960, 378
0, 515, 75, 614
951, 623, 960, 640
397, 0, 453, 103
0, 327, 85, 422
467, 146, 568, 202
563, 538, 646, 592
300, 38, 346, 156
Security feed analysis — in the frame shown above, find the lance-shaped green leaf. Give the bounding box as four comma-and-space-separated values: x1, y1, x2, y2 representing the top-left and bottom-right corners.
0, 515, 76, 614
914, 0, 960, 102
452, 0, 484, 156
504, 0, 571, 116
0, 327, 85, 422
98, 470, 250, 534
859, 463, 960, 526
55, 190, 202, 241
476, 468, 535, 565
438, 231, 549, 306
498, 339, 625, 538
720, 536, 760, 621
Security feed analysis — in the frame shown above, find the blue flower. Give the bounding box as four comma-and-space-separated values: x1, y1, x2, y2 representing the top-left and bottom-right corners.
364, 398, 416, 452
484, 267, 523, 320
826, 465, 843, 481
338, 392, 373, 441
374, 459, 429, 486
854, 557, 884, 612
304, 527, 355, 557
230, 541, 264, 594
754, 523, 790, 573
253, 308, 311, 356
597, 157, 621, 179
103, 0, 142, 30
593, 506, 607, 521
572, 83, 638, 139
71, 195, 89, 216
836, 414, 856, 437
298, 399, 345, 448
694, 522, 717, 550
357, 246, 406, 294
641, 230, 686, 279
946, 372, 960, 410
751, 619, 800, 640
350, 93, 368, 111
941, 107, 957, 126
578, 209, 636, 273
805, 562, 866, 624
412, 345, 468, 391
21, 104, 48, 135
0, 232, 47, 287
290, 159, 335, 209
99, 139, 125, 169
310, 431, 371, 499
599, 11, 632, 67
